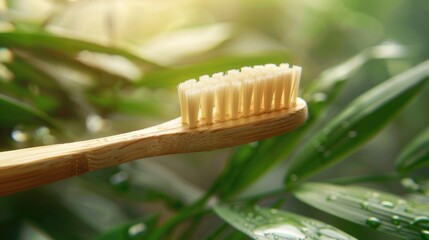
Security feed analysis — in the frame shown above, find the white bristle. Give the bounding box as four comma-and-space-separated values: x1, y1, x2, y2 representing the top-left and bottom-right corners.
273, 68, 284, 110
230, 81, 241, 119
282, 66, 293, 108
201, 87, 215, 124
177, 63, 302, 128
241, 78, 254, 117
178, 79, 196, 123
215, 83, 228, 122
291, 65, 302, 106
263, 72, 275, 112
186, 89, 200, 128
253, 77, 264, 115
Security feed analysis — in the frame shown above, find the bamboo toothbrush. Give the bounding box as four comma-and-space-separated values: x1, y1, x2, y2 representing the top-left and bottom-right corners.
0, 63, 307, 196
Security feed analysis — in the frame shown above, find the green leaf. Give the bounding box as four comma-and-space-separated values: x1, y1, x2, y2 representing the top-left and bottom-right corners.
285, 59, 429, 186
215, 44, 407, 199
0, 31, 158, 67
294, 183, 429, 240
396, 126, 429, 173
93, 215, 158, 240
213, 204, 356, 240
0, 94, 62, 130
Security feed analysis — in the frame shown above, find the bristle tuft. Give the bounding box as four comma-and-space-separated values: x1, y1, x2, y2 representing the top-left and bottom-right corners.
177, 63, 302, 128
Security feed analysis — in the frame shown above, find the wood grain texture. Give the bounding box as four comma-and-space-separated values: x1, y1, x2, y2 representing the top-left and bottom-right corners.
0, 98, 307, 196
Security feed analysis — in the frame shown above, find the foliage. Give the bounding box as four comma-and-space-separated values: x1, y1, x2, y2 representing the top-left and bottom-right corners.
1, 1, 429, 240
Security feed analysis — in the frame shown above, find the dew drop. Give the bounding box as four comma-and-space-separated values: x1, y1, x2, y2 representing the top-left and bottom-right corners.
360, 201, 370, 210
411, 216, 429, 227
365, 217, 381, 229
391, 215, 401, 225
326, 194, 337, 202
381, 201, 394, 208
421, 230, 429, 240
128, 223, 146, 239
253, 224, 305, 240
347, 131, 357, 138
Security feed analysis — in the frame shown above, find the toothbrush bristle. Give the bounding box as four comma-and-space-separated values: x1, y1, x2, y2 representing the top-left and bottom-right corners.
177, 63, 302, 128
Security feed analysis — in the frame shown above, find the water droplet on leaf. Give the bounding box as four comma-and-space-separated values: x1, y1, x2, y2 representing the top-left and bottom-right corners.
128, 223, 146, 239
390, 215, 401, 226
381, 201, 394, 208
360, 201, 370, 210
421, 230, 429, 240
326, 195, 337, 202
365, 217, 381, 229
412, 216, 429, 227
253, 224, 306, 240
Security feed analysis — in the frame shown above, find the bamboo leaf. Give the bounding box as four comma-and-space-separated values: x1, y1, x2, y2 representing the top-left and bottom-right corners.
285, 59, 429, 186
0, 94, 62, 130
396, 126, 429, 173
294, 182, 429, 240
0, 31, 158, 67
214, 204, 356, 240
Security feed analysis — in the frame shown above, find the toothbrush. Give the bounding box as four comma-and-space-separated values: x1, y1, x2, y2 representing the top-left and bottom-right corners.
0, 63, 307, 196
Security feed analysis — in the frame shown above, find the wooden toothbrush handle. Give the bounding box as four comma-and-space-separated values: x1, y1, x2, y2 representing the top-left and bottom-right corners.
0, 119, 183, 196
0, 100, 308, 196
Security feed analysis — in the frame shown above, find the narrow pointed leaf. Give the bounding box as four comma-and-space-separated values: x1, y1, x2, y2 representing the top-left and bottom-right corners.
0, 94, 62, 130
213, 204, 356, 240
396, 126, 429, 173
294, 183, 429, 240
0, 31, 158, 67
285, 60, 429, 186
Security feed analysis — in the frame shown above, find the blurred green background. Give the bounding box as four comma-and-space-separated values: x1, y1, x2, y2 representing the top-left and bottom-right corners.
1, 0, 429, 239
